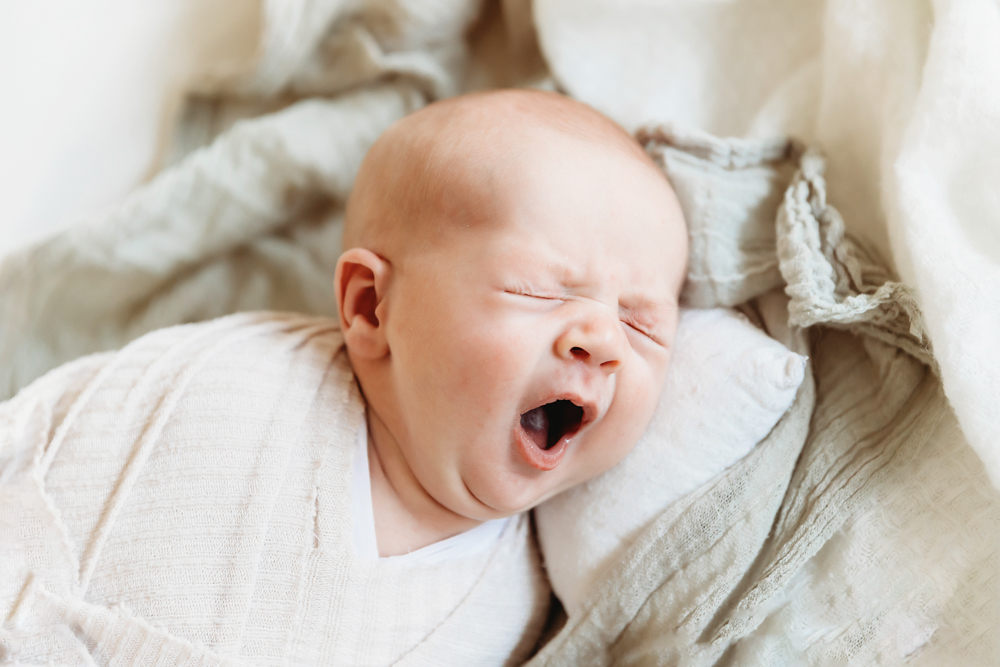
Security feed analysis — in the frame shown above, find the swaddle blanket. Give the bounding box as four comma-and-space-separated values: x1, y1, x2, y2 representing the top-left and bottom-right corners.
525, 131, 999, 666
0, 312, 549, 665
1, 91, 994, 664
1, 1, 998, 664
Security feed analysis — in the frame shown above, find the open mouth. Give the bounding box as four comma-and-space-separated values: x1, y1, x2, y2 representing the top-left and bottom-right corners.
520, 400, 585, 451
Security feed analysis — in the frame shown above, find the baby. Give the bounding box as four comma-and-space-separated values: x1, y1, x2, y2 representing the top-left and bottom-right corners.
0, 90, 687, 665
340, 89, 687, 556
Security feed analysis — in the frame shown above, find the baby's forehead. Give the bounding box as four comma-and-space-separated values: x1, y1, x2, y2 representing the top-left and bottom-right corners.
395, 92, 652, 176
345, 91, 685, 276
395, 104, 657, 215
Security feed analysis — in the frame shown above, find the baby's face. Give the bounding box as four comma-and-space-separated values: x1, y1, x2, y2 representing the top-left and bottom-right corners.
378, 129, 687, 520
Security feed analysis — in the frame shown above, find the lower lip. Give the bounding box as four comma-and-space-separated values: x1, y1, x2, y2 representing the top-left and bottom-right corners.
514, 424, 571, 471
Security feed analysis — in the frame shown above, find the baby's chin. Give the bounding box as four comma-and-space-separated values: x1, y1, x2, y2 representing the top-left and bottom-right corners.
451, 456, 598, 520
448, 470, 551, 520
454, 490, 555, 521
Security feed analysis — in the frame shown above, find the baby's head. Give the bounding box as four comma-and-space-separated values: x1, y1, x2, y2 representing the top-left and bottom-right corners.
336, 89, 687, 522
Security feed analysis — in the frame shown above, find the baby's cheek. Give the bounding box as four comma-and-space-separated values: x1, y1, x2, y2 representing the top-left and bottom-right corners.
434, 327, 525, 413
621, 352, 662, 403
603, 366, 661, 458
458, 317, 531, 371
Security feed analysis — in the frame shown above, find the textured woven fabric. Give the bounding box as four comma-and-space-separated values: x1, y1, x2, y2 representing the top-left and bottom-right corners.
0, 1, 997, 663
522, 131, 999, 667
0, 312, 550, 665
535, 0, 1000, 489
536, 308, 806, 617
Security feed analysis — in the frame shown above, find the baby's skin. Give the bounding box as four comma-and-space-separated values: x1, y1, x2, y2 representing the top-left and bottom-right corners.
335, 89, 688, 557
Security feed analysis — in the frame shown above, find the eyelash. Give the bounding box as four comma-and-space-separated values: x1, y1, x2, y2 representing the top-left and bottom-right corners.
504, 288, 562, 300
622, 319, 658, 342
506, 289, 659, 343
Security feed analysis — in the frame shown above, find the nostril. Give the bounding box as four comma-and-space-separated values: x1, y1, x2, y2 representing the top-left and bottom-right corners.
601, 359, 622, 372
570, 347, 588, 360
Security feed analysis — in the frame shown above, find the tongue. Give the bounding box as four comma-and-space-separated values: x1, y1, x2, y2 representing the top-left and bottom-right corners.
520, 407, 550, 450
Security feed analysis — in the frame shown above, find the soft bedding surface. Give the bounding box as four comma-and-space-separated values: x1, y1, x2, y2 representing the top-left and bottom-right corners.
0, 313, 548, 665
537, 307, 807, 617
1, 1, 998, 664
534, 0, 1000, 490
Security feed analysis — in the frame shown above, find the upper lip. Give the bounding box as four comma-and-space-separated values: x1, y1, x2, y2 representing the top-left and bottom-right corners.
514, 385, 608, 471
523, 392, 599, 427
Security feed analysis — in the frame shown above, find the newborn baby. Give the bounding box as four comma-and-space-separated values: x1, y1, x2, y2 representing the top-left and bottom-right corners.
340, 89, 688, 558
0, 90, 687, 665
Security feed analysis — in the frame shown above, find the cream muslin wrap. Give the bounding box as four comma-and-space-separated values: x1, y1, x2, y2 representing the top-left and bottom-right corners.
0, 312, 549, 665
1, 0, 997, 664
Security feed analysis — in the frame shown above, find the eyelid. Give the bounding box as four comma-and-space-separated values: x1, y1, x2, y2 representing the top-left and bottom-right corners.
620, 316, 664, 346
503, 287, 565, 301
504, 285, 669, 345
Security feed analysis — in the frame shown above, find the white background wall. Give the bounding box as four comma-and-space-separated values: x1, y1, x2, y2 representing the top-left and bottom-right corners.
0, 0, 258, 259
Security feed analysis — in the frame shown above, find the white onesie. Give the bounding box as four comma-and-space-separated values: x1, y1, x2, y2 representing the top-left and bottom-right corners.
0, 312, 550, 666
351, 418, 510, 565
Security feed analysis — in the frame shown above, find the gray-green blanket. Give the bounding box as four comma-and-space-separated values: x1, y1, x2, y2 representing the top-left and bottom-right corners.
1, 4, 997, 662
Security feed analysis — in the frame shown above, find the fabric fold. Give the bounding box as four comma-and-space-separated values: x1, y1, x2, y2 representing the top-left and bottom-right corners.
524, 127, 993, 666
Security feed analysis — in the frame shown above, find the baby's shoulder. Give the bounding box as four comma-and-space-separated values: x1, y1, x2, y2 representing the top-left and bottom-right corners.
58, 312, 353, 415
18, 311, 362, 564
125, 311, 344, 361
111, 311, 356, 431
1, 311, 357, 480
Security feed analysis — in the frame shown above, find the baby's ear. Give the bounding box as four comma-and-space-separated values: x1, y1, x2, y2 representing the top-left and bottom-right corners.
334, 248, 392, 359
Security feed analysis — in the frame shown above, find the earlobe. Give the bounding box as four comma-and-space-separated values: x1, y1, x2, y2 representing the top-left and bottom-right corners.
334, 248, 392, 359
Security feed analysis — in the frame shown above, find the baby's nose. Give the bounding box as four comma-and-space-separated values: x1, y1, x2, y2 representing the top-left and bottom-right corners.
554, 309, 628, 374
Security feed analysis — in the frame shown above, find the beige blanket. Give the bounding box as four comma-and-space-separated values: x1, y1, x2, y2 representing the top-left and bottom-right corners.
1, 1, 996, 664
0, 313, 548, 664
527, 130, 998, 665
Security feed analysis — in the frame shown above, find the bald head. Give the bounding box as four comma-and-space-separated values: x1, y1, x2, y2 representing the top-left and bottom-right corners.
343, 89, 661, 252
334, 88, 689, 531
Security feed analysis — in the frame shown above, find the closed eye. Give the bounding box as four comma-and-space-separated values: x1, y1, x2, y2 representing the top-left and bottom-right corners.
503, 289, 564, 301
621, 319, 663, 346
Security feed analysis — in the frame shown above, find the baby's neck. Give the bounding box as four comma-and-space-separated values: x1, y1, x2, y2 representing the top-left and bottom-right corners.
366, 411, 482, 557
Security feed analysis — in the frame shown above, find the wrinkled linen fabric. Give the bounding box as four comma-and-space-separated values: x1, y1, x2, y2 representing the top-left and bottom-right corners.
1, 0, 998, 664
0, 312, 549, 665
524, 129, 998, 666
533, 0, 1000, 493
536, 308, 807, 618
0, 84, 422, 402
